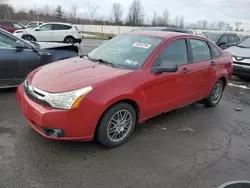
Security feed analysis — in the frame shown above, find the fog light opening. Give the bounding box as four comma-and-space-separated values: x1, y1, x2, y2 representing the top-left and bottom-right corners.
43, 128, 65, 138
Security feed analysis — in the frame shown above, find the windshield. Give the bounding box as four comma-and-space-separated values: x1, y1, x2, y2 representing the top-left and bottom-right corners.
238, 38, 250, 48
204, 33, 221, 42
87, 34, 163, 70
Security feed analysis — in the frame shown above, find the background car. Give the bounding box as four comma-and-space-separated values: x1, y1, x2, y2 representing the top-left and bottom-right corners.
198, 32, 240, 50
132, 27, 194, 34
225, 37, 250, 80
17, 31, 232, 148
0, 20, 27, 33
25, 21, 44, 29
0, 29, 78, 88
13, 22, 82, 44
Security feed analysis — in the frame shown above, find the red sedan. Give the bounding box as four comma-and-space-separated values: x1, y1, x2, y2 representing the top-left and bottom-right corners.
17, 31, 233, 148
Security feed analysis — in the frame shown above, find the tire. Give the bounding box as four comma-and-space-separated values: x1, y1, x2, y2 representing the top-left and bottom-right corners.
96, 103, 137, 148
238, 76, 250, 82
64, 36, 75, 44
22, 35, 36, 42
204, 80, 224, 107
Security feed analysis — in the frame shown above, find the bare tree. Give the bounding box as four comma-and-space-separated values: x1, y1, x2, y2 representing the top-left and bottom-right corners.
201, 20, 207, 29
71, 4, 77, 23
235, 22, 242, 31
87, 0, 99, 22
217, 21, 225, 30
162, 9, 169, 26
112, 2, 123, 24
151, 12, 157, 26
175, 16, 179, 27
179, 16, 184, 28
210, 22, 216, 30
126, 0, 144, 26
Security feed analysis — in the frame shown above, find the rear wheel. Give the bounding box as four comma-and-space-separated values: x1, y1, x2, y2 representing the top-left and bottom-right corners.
96, 103, 136, 148
64, 36, 75, 44
204, 80, 224, 107
22, 35, 36, 42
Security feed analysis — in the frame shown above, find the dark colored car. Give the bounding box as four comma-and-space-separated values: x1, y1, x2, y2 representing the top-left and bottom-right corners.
0, 20, 26, 33
0, 29, 78, 88
17, 31, 232, 148
198, 32, 240, 50
225, 37, 250, 80
133, 27, 194, 34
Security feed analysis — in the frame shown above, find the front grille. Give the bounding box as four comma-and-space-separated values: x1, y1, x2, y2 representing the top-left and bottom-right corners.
234, 62, 250, 66
24, 80, 51, 107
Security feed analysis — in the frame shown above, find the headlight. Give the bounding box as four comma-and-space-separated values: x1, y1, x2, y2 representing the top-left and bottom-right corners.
45, 86, 93, 109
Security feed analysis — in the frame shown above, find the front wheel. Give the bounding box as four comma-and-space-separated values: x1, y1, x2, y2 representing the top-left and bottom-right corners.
64, 36, 75, 44
96, 103, 136, 148
204, 80, 224, 107
22, 35, 36, 42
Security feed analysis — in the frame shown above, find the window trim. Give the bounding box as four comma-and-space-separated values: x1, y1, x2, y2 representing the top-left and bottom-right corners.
152, 38, 190, 67
188, 38, 213, 63
208, 42, 222, 59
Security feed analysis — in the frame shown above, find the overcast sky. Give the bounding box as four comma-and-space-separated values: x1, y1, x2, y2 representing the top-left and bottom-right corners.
9, 0, 250, 28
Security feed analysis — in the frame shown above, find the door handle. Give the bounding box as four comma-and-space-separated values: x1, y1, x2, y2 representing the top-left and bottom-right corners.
181, 68, 190, 74
211, 61, 217, 66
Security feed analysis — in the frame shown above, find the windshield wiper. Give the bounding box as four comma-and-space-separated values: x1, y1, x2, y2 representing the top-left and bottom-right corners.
95, 58, 116, 68
237, 45, 249, 48
84, 55, 116, 68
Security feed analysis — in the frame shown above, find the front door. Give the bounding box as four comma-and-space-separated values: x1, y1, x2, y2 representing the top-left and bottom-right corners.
32, 24, 53, 41
0, 31, 41, 87
142, 38, 194, 118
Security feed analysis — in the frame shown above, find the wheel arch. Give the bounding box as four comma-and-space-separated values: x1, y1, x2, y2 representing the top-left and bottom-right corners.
94, 98, 141, 137
64, 35, 75, 41
22, 34, 37, 41
218, 76, 227, 89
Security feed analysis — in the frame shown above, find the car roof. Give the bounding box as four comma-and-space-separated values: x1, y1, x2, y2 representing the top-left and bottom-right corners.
203, 32, 238, 35
134, 27, 193, 33
128, 31, 191, 39
43, 22, 72, 26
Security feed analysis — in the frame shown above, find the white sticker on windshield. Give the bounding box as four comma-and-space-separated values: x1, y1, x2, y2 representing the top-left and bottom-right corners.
132, 42, 151, 49
132, 61, 138, 65
125, 59, 133, 64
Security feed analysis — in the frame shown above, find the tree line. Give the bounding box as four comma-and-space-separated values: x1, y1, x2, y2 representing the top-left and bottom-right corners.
0, 0, 244, 30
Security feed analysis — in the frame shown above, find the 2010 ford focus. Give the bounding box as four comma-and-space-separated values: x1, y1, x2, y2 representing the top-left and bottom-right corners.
17, 31, 233, 148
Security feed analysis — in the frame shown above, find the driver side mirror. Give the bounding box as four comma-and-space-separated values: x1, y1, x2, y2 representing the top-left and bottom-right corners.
219, 42, 226, 46
35, 28, 40, 31
151, 61, 178, 73
14, 41, 25, 51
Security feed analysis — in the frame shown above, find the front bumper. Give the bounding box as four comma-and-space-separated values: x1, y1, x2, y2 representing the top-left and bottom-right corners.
75, 38, 82, 43
233, 64, 250, 78
13, 32, 23, 39
16, 84, 103, 141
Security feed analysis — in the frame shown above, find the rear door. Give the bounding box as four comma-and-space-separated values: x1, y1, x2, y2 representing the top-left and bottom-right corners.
187, 38, 216, 100
52, 24, 72, 42
33, 24, 53, 41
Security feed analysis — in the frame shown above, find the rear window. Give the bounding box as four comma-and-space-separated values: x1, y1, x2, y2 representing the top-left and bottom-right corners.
53, 24, 72, 30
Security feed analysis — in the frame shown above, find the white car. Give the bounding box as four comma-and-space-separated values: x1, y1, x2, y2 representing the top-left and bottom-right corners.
13, 22, 82, 44
25, 21, 44, 29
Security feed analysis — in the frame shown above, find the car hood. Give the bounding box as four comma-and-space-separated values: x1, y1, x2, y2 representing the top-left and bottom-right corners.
28, 57, 134, 93
224, 46, 250, 57
34, 42, 75, 49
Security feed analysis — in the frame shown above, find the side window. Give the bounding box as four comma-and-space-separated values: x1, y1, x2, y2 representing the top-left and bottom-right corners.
1, 22, 12, 27
227, 35, 237, 44
209, 43, 221, 59
53, 24, 72, 30
0, 32, 17, 49
153, 39, 188, 67
219, 35, 227, 44
13, 23, 24, 29
190, 39, 211, 62
39, 24, 53, 31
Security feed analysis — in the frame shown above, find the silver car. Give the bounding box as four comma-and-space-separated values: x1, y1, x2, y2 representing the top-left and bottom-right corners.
225, 38, 250, 80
